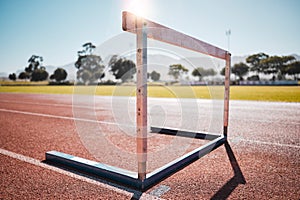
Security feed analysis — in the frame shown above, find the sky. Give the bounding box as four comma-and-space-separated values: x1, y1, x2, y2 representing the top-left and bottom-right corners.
0, 0, 299, 74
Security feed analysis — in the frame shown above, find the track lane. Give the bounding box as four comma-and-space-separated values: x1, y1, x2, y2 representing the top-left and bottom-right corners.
0, 93, 299, 199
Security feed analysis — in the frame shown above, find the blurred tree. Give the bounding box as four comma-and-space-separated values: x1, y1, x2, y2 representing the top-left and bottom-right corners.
168, 64, 188, 81
8, 73, 16, 81
247, 75, 260, 81
31, 67, 49, 81
150, 70, 160, 81
192, 67, 216, 81
18, 55, 48, 81
18, 72, 30, 80
231, 62, 249, 80
50, 68, 68, 82
286, 61, 300, 80
25, 55, 43, 73
261, 55, 295, 80
220, 67, 226, 76
75, 42, 105, 85
246, 53, 269, 77
82, 42, 96, 55
109, 55, 136, 82
81, 70, 92, 84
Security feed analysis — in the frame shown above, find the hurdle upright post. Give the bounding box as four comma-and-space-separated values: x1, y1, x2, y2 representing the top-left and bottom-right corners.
223, 52, 231, 137
136, 16, 148, 181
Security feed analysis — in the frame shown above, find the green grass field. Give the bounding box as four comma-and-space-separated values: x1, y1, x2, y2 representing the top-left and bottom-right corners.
0, 80, 49, 86
0, 85, 299, 102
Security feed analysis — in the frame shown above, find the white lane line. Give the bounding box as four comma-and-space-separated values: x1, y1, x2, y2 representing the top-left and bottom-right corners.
0, 148, 161, 200
229, 137, 300, 149
0, 108, 134, 127
1, 108, 299, 149
231, 118, 300, 125
239, 138, 300, 149
0, 100, 109, 110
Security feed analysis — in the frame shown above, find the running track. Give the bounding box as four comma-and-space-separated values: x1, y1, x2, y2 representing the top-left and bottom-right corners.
0, 93, 299, 199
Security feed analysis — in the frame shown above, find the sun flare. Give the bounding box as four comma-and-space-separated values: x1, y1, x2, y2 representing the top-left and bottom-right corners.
126, 0, 148, 17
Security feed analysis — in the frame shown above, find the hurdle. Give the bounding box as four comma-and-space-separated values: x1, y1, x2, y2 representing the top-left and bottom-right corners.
46, 11, 231, 191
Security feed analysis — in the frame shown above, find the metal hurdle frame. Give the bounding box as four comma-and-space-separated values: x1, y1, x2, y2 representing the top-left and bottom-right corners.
46, 11, 231, 191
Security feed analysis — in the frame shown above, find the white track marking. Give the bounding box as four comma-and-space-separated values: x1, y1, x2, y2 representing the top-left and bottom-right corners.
0, 148, 161, 200
236, 138, 300, 149
231, 118, 300, 125
2, 99, 299, 125
149, 185, 171, 197
0, 108, 134, 127
0, 108, 299, 149
0, 100, 109, 110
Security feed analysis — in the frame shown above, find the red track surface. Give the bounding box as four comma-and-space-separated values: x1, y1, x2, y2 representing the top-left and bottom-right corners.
0, 93, 299, 199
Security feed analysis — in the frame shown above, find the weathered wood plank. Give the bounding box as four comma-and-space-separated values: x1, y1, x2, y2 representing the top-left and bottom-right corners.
122, 11, 227, 60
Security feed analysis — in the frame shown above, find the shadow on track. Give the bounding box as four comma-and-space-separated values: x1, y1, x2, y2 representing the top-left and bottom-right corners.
211, 141, 246, 200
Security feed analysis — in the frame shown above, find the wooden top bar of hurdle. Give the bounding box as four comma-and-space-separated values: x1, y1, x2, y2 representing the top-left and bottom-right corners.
122, 11, 228, 60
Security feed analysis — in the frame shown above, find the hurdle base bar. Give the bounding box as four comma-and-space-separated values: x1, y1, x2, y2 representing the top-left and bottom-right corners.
150, 126, 221, 140
45, 131, 225, 191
